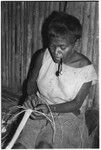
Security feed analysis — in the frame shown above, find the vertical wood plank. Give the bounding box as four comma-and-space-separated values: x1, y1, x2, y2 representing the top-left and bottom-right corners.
12, 2, 16, 91
92, 2, 99, 108
92, 2, 99, 71
38, 2, 44, 49
66, 2, 84, 24
87, 2, 96, 62
1, 2, 4, 86
20, 2, 25, 86
5, 2, 9, 87
26, 2, 33, 77
81, 2, 90, 56
15, 2, 21, 92
59, 1, 67, 12
8, 2, 12, 89
33, 2, 39, 53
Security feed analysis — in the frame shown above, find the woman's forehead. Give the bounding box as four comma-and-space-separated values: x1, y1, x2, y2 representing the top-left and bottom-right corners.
50, 36, 70, 45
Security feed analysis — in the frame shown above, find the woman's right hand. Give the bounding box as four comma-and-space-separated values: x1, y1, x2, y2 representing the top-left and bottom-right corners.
23, 94, 38, 110
23, 95, 46, 120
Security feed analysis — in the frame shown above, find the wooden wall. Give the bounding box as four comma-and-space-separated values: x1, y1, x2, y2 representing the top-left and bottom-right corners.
1, 1, 99, 106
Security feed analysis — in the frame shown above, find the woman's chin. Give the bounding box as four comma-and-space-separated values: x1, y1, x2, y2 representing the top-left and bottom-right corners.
53, 57, 61, 63
53, 58, 60, 63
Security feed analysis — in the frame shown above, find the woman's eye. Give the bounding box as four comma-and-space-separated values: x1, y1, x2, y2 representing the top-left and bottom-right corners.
60, 45, 66, 50
49, 45, 55, 50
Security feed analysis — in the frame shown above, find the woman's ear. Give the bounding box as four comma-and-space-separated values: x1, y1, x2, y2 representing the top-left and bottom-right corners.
74, 39, 81, 52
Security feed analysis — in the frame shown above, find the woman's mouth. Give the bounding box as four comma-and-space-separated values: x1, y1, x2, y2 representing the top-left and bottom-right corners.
55, 56, 61, 59
50, 52, 62, 62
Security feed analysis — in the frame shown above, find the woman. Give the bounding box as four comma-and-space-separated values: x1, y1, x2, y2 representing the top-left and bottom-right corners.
14, 11, 97, 148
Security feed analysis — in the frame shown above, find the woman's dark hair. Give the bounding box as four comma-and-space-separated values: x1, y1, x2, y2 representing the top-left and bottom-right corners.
48, 11, 82, 44
41, 11, 82, 47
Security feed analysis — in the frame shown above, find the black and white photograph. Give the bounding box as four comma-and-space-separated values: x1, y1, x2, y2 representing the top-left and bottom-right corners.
1, 1, 99, 149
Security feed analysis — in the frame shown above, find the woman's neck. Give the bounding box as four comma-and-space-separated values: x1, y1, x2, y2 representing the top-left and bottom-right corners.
62, 50, 76, 65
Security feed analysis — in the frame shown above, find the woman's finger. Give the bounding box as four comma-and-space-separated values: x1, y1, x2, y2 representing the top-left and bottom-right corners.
23, 101, 32, 109
35, 107, 43, 113
30, 113, 36, 120
23, 102, 28, 109
30, 112, 44, 120
31, 100, 36, 108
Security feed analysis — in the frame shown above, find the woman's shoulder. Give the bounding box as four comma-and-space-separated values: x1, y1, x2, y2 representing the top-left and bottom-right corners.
34, 48, 46, 60
76, 52, 92, 67
70, 51, 92, 68
31, 49, 46, 66
27, 49, 46, 77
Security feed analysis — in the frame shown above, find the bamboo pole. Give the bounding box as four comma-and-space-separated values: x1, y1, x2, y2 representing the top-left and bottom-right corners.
6, 109, 33, 149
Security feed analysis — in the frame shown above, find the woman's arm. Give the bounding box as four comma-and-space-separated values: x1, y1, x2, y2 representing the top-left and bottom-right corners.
27, 49, 45, 96
23, 49, 45, 108
49, 81, 92, 113
23, 49, 45, 116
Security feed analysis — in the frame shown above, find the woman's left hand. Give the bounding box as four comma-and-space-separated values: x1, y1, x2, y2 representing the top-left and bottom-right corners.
35, 104, 49, 114
29, 104, 49, 120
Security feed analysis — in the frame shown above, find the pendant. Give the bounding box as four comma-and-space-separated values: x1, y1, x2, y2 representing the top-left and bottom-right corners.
55, 59, 62, 77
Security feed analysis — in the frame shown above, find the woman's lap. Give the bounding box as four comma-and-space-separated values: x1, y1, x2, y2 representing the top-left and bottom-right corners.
17, 118, 47, 148
16, 112, 89, 148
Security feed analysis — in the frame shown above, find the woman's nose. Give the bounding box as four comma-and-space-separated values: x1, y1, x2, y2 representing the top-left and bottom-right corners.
55, 47, 62, 56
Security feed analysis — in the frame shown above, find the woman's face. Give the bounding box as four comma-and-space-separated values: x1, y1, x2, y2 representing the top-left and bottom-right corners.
48, 36, 74, 63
